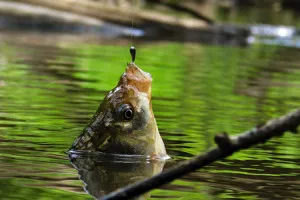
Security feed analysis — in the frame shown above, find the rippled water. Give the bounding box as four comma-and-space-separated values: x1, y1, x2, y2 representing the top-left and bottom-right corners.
0, 28, 300, 200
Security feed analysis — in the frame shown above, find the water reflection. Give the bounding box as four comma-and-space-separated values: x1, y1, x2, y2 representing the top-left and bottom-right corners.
0, 28, 299, 199
69, 152, 165, 199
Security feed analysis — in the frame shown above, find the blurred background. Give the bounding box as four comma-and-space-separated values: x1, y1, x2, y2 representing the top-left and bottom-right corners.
0, 0, 299, 199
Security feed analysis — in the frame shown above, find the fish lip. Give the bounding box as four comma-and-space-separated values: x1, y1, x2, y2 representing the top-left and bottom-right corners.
117, 63, 152, 95
125, 63, 152, 81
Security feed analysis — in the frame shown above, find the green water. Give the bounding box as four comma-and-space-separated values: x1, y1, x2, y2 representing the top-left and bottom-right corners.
0, 32, 299, 200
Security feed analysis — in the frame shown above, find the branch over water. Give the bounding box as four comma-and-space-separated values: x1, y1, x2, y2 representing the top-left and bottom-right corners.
101, 108, 300, 200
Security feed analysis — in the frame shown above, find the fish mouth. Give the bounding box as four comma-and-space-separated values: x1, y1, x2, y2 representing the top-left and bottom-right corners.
118, 63, 152, 96
125, 63, 152, 81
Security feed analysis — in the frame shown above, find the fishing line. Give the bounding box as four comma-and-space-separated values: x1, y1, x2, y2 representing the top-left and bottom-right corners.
131, 0, 135, 46
130, 0, 136, 63
131, 0, 134, 46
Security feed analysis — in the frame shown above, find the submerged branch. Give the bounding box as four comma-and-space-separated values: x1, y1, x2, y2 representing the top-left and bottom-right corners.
101, 109, 300, 200
10, 0, 208, 29
147, 0, 214, 24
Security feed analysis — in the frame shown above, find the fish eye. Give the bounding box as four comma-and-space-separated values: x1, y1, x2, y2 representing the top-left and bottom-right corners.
118, 104, 134, 120
124, 109, 133, 119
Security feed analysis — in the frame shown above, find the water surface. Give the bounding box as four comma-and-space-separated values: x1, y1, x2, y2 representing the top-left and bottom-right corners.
0, 17, 300, 200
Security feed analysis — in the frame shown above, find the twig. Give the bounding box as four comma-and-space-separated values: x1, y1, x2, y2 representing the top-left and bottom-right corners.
101, 109, 300, 200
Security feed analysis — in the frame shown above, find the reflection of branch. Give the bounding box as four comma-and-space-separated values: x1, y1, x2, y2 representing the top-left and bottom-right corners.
101, 109, 300, 200
147, 0, 214, 24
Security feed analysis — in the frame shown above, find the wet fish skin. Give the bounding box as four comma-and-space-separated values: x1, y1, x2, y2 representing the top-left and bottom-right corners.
71, 63, 167, 159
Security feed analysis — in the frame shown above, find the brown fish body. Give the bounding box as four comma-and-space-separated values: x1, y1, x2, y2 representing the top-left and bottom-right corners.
71, 63, 167, 159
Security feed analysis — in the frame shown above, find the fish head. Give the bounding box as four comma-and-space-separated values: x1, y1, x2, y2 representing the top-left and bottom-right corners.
72, 63, 166, 158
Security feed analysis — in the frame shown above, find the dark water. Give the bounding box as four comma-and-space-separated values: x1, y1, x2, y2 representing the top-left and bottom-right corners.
1, 7, 300, 200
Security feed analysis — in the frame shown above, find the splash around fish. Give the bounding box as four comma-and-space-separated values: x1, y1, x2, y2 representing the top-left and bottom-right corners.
70, 61, 169, 161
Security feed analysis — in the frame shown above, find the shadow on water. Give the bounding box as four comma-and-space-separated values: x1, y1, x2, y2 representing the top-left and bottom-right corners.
0, 3, 300, 200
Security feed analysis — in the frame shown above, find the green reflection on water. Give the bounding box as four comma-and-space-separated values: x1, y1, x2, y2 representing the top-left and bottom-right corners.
0, 39, 299, 200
